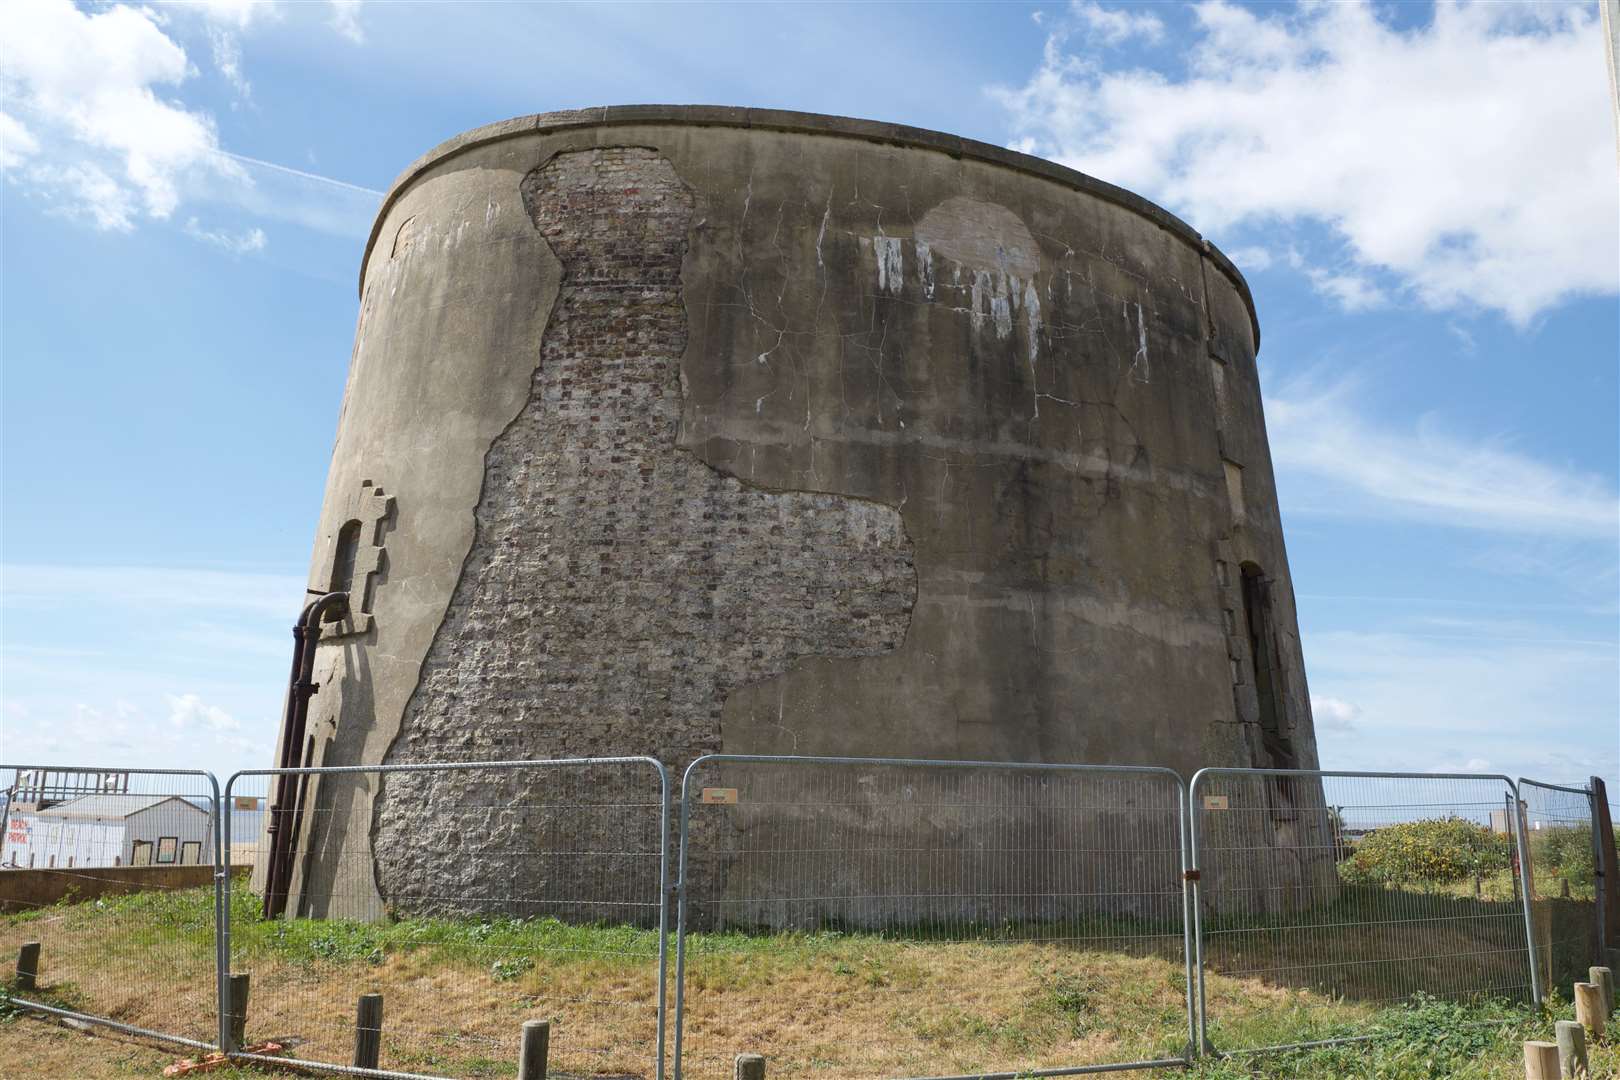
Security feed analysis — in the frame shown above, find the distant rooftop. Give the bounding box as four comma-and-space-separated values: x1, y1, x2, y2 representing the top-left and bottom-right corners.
40, 794, 207, 820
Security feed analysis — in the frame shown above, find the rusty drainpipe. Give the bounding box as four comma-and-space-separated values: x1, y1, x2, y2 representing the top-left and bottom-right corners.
262, 591, 349, 919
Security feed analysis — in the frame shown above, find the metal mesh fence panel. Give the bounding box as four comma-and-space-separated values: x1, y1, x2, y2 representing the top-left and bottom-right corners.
222, 758, 669, 1080
1518, 778, 1600, 995
0, 765, 222, 1050
1190, 769, 1536, 1055
672, 755, 1193, 1079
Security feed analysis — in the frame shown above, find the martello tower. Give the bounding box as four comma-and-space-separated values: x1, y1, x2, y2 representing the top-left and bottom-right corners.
268, 107, 1317, 920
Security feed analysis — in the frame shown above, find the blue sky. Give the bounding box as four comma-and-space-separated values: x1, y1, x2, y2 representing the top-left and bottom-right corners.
2, 0, 1616, 791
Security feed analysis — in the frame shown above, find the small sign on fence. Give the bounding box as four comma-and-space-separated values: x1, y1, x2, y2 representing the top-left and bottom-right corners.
1202, 795, 1229, 810
701, 788, 739, 805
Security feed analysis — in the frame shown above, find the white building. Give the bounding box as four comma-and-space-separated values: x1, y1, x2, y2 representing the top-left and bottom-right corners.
2, 794, 214, 869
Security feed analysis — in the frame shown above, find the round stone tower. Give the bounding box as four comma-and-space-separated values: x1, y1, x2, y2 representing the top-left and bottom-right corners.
276, 107, 1318, 921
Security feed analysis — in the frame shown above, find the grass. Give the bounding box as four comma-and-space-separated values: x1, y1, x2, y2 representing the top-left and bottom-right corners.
1187, 993, 1620, 1079
3, 885, 1617, 1079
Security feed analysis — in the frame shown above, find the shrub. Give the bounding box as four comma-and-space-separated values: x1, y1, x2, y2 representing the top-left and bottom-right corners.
490, 955, 534, 982
1528, 824, 1595, 890
1338, 816, 1511, 887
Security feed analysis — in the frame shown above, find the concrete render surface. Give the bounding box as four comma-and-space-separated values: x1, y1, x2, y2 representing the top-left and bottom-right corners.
275, 107, 1322, 924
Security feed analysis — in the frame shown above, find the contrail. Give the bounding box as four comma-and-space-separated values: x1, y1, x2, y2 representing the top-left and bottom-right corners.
214, 150, 384, 197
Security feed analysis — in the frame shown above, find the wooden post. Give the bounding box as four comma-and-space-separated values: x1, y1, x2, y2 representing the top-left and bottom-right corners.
1573, 982, 1606, 1038
1590, 777, 1618, 955
1522, 1043, 1559, 1080
518, 1019, 549, 1080
354, 992, 383, 1070
1561, 878, 1572, 899
14, 942, 40, 992
1475, 874, 1484, 899
735, 1053, 766, 1080
227, 973, 250, 1051
1590, 966, 1614, 1018
1554, 1021, 1588, 1079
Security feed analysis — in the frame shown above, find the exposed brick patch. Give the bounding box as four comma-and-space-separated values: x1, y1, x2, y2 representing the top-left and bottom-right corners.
371, 148, 915, 915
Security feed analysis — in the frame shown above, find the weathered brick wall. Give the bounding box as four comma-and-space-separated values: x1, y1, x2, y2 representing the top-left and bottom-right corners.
371, 148, 915, 918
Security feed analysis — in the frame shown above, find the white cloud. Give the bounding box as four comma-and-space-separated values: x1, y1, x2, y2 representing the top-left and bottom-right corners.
1446, 322, 1478, 354
184, 217, 268, 255
1225, 245, 1273, 273
328, 0, 365, 44
1, 564, 297, 775
1267, 377, 1620, 538
167, 693, 240, 732
210, 27, 251, 101
22, 702, 142, 756
1, 689, 258, 767
162, 0, 279, 31
1303, 266, 1387, 312
1465, 542, 1620, 612
0, 112, 40, 169
1, 0, 375, 243
1278, 248, 1387, 311
152, 0, 281, 99
1305, 627, 1617, 790
164, 0, 284, 102
0, 0, 241, 224
1310, 695, 1359, 731
32, 162, 140, 231
994, 0, 1618, 324
1068, 1, 1163, 45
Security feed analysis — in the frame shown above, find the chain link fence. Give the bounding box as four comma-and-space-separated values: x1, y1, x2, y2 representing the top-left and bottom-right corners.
0, 765, 223, 1051
1518, 778, 1601, 995
672, 755, 1195, 1079
1189, 769, 1538, 1055
4, 758, 1614, 1076
221, 758, 670, 1080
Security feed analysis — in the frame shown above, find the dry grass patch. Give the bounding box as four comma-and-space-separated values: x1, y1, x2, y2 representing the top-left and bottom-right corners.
6, 883, 1607, 1080
0, 1019, 229, 1080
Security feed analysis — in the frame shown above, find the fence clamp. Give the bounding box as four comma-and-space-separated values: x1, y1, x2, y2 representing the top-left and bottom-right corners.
1183, 869, 1202, 882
